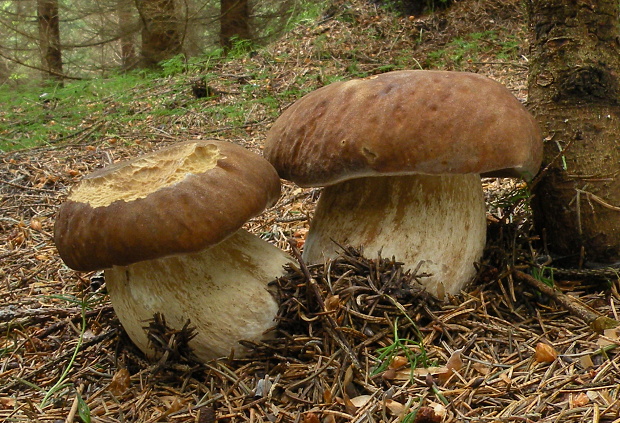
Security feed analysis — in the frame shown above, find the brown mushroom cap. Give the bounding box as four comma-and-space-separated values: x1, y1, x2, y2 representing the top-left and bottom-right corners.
54, 140, 281, 271
264, 70, 542, 187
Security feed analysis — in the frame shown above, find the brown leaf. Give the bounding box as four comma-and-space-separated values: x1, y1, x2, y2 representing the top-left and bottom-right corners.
29, 219, 42, 231
597, 328, 620, 348
167, 397, 183, 414
108, 367, 131, 396
413, 406, 441, 423
384, 399, 405, 415
325, 294, 341, 312
304, 412, 320, 423
323, 388, 333, 404
382, 368, 397, 380
579, 354, 594, 369
437, 348, 463, 384
0, 397, 16, 409
389, 355, 409, 369
349, 395, 372, 409
446, 349, 463, 372
572, 392, 589, 408
534, 342, 557, 363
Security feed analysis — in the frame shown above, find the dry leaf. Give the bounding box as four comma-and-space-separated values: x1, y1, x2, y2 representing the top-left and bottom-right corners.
323, 388, 333, 404
108, 367, 131, 396
325, 295, 341, 312
597, 328, 620, 348
382, 368, 397, 380
349, 395, 372, 408
390, 355, 409, 369
437, 348, 463, 384
430, 401, 447, 419
534, 342, 557, 363
29, 219, 42, 231
499, 372, 512, 385
304, 412, 320, 423
412, 366, 446, 377
572, 392, 589, 407
413, 406, 441, 423
167, 397, 183, 414
579, 354, 594, 369
472, 362, 490, 375
446, 349, 463, 371
0, 397, 16, 408
335, 395, 358, 415
384, 399, 405, 415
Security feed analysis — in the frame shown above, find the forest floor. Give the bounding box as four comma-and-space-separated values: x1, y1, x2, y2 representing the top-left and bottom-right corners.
2, 0, 620, 422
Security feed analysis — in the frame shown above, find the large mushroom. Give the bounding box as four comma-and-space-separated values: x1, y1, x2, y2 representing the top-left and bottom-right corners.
54, 140, 292, 361
265, 70, 542, 298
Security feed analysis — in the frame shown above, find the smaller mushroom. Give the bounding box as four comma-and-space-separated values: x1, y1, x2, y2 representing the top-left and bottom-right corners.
54, 140, 292, 361
265, 70, 542, 298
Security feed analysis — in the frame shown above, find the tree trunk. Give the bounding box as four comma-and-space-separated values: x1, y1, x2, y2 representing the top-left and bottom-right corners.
220, 0, 251, 51
528, 0, 620, 264
117, 0, 138, 70
135, 0, 181, 68
37, 0, 63, 81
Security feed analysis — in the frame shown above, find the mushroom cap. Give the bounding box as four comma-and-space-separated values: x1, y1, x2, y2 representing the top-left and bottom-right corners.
264, 70, 542, 187
54, 140, 281, 271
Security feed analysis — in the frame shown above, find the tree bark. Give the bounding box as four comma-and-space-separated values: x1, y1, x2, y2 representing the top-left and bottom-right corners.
37, 0, 63, 81
135, 0, 182, 68
117, 0, 138, 70
528, 0, 620, 264
220, 0, 251, 51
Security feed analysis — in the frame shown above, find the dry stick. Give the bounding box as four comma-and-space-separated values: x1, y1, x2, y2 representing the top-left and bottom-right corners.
287, 239, 361, 368
513, 269, 619, 333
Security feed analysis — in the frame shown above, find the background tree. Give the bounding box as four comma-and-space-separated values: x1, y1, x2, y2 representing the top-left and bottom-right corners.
528, 0, 620, 264
0, 0, 297, 79
117, 0, 138, 70
220, 0, 250, 51
134, 0, 182, 67
37, 0, 63, 81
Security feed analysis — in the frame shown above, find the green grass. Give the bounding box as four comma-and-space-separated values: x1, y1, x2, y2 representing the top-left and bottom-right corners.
0, 40, 318, 152
425, 30, 521, 68
0, 73, 160, 151
39, 292, 104, 421
371, 317, 430, 378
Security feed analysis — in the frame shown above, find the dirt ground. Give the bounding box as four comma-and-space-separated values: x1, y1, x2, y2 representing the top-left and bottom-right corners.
2, 1, 620, 422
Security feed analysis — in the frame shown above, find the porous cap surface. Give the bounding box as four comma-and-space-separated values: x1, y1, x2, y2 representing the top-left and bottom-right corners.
264, 70, 542, 187
54, 140, 281, 271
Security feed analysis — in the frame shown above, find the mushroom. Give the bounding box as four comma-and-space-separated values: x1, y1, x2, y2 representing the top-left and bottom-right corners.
264, 70, 542, 298
54, 140, 292, 361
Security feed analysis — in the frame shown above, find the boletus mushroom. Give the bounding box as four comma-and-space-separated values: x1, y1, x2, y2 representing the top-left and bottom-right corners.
264, 70, 542, 299
54, 140, 292, 361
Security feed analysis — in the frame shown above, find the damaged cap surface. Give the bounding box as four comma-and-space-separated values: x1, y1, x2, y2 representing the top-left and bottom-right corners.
54, 140, 281, 271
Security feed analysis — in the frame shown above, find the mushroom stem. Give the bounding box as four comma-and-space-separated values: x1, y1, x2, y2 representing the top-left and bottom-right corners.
105, 229, 292, 361
302, 174, 487, 298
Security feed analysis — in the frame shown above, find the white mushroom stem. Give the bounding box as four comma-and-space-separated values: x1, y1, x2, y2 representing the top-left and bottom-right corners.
302, 174, 487, 299
105, 229, 292, 362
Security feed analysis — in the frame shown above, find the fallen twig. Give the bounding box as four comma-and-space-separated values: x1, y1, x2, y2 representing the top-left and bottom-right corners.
513, 269, 619, 333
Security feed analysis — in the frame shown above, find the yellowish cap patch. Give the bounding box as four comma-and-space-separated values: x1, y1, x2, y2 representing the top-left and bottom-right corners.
70, 142, 222, 207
